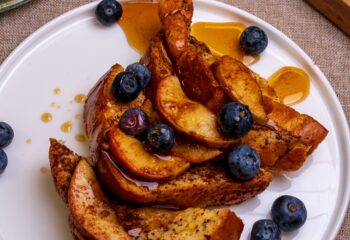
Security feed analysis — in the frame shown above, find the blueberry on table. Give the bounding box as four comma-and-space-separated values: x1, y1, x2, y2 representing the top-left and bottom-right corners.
119, 108, 149, 140
271, 195, 307, 232
96, 0, 123, 26
0, 149, 8, 175
0, 121, 14, 148
218, 102, 253, 138
227, 144, 260, 181
146, 124, 175, 153
251, 219, 281, 240
240, 26, 268, 55
111, 72, 141, 102
126, 63, 151, 88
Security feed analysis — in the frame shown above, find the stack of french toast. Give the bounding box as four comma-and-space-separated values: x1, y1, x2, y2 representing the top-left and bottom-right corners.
48, 0, 328, 239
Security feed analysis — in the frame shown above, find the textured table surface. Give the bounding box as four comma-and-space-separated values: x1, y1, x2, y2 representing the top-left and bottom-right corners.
0, 0, 349, 239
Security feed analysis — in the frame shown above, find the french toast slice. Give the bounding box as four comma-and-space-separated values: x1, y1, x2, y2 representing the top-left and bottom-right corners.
49, 139, 244, 240
68, 159, 131, 240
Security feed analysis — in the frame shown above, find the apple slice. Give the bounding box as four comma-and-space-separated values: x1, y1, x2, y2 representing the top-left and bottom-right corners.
108, 127, 190, 181
212, 55, 267, 123
68, 159, 131, 240
141, 99, 223, 163
156, 75, 237, 148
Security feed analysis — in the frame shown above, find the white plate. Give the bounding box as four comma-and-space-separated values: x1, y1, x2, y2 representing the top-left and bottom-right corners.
0, 1, 349, 239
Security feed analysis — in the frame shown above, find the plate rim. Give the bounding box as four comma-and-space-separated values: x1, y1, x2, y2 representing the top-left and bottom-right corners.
0, 0, 349, 239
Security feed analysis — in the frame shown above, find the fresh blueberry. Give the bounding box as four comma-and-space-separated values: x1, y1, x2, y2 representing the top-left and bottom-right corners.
119, 108, 149, 140
0, 122, 14, 148
126, 63, 151, 88
251, 219, 281, 240
0, 149, 8, 175
240, 26, 268, 55
218, 102, 253, 138
111, 71, 141, 102
271, 195, 307, 232
227, 144, 260, 181
146, 124, 175, 153
96, 0, 123, 26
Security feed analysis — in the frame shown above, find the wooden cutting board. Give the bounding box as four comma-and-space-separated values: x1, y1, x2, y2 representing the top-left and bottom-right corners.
306, 0, 350, 36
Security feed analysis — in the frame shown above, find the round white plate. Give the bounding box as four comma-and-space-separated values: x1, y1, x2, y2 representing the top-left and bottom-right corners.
0, 1, 349, 239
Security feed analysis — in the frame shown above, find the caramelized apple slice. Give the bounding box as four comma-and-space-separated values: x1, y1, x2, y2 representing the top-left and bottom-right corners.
212, 55, 267, 123
156, 76, 237, 148
109, 127, 190, 181
68, 159, 131, 240
141, 99, 223, 163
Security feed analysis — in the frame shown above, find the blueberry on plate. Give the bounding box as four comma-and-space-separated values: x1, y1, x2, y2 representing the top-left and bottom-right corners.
227, 144, 260, 181
96, 0, 123, 26
240, 26, 268, 55
251, 219, 281, 240
111, 71, 141, 102
0, 149, 8, 175
119, 108, 149, 140
126, 63, 151, 88
271, 195, 307, 232
146, 124, 175, 153
0, 121, 14, 148
218, 102, 253, 138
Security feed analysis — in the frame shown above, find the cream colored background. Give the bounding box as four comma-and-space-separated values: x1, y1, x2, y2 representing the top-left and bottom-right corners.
0, 0, 349, 238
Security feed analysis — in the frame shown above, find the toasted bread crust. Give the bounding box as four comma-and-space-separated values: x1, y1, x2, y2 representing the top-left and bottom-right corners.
97, 149, 272, 208
263, 96, 328, 154
51, 140, 244, 240
49, 138, 82, 203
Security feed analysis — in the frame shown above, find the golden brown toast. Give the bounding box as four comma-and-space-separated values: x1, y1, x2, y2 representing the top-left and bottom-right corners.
96, 149, 272, 208
263, 96, 328, 154
49, 139, 244, 240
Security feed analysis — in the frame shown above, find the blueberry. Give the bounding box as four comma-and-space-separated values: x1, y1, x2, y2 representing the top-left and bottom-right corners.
111, 72, 141, 102
271, 195, 307, 232
218, 102, 253, 138
119, 108, 149, 140
227, 144, 260, 181
0, 122, 14, 148
96, 0, 123, 26
251, 219, 281, 240
240, 26, 268, 55
146, 124, 175, 153
0, 149, 8, 175
126, 63, 151, 88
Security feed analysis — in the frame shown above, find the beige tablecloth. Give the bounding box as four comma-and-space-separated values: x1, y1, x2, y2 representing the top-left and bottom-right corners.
0, 0, 349, 238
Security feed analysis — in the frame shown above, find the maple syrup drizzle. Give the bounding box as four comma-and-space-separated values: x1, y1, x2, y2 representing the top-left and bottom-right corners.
75, 134, 87, 142
191, 22, 259, 65
61, 121, 73, 133
268, 66, 310, 106
41, 113, 52, 123
74, 94, 87, 104
119, 2, 161, 55
40, 167, 48, 174
53, 88, 61, 95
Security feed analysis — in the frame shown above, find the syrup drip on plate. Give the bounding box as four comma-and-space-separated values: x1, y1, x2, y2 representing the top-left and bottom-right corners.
268, 67, 310, 106
119, 2, 161, 55
191, 22, 259, 65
